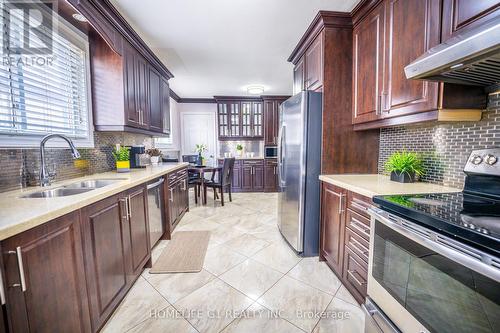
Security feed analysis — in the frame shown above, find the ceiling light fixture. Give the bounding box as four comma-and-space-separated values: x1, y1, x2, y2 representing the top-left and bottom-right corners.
72, 13, 88, 22
247, 85, 264, 95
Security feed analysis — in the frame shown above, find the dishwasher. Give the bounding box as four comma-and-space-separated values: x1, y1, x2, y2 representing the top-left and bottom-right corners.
147, 177, 165, 248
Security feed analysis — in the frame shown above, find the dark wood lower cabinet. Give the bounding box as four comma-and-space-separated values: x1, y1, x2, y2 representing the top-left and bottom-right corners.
2, 211, 91, 333
264, 159, 278, 192
218, 159, 267, 192
320, 181, 373, 304
166, 168, 189, 232
126, 186, 151, 278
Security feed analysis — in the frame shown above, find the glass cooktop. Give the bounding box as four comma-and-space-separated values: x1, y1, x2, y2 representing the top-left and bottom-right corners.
373, 192, 500, 256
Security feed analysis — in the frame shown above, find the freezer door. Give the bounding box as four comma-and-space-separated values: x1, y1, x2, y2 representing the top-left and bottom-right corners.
278, 92, 306, 252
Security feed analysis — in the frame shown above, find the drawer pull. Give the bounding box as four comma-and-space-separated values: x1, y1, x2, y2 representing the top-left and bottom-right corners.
169, 188, 174, 202
8, 248, 27, 292
350, 217, 370, 237
349, 238, 369, 257
351, 201, 369, 212
348, 269, 367, 287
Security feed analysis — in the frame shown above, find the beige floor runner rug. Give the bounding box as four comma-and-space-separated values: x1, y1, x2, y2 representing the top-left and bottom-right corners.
150, 231, 210, 273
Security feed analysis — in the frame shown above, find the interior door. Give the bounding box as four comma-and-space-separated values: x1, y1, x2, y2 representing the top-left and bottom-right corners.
180, 111, 217, 161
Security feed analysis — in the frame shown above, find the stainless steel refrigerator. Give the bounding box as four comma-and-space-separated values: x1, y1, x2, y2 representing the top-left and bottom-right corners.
277, 91, 322, 257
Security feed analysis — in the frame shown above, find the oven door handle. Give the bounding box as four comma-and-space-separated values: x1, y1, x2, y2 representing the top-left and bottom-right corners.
369, 208, 500, 283
363, 298, 401, 333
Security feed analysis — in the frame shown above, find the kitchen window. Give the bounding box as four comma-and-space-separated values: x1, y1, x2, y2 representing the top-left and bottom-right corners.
0, 4, 93, 147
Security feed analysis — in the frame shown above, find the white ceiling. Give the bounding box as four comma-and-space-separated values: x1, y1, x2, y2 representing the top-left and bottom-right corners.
109, 0, 361, 98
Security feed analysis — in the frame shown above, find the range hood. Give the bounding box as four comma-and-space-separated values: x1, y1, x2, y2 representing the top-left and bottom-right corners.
405, 17, 500, 87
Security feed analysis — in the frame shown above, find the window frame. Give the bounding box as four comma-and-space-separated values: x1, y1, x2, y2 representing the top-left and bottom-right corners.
0, 11, 94, 148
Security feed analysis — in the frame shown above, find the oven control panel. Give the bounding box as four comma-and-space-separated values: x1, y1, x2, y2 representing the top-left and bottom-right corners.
464, 148, 500, 176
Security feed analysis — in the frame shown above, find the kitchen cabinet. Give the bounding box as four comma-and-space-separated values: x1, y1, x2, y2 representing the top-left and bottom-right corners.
304, 33, 323, 91
91, 35, 172, 136
1, 211, 91, 333
319, 181, 373, 304
264, 158, 278, 192
166, 168, 189, 230
218, 159, 243, 191
263, 96, 288, 146
81, 185, 150, 332
352, 1, 385, 124
241, 160, 264, 192
442, 0, 500, 40
319, 183, 346, 276
216, 97, 263, 140
293, 56, 305, 94
352, 0, 487, 130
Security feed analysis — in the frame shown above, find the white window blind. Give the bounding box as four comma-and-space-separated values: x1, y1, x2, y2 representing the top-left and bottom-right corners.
0, 2, 91, 142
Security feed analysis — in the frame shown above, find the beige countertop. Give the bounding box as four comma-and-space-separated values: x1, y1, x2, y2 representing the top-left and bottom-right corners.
319, 174, 461, 198
0, 162, 188, 241
218, 156, 264, 160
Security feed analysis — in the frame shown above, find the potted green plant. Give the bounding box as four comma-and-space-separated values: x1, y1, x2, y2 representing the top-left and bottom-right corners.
112, 145, 130, 173
195, 144, 207, 165
385, 151, 424, 183
147, 148, 162, 165
236, 144, 243, 157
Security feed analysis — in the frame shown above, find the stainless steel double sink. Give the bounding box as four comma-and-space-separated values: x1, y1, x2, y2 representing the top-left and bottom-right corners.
21, 179, 126, 198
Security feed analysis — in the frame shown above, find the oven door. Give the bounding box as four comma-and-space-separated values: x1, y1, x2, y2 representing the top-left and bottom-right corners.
368, 208, 500, 333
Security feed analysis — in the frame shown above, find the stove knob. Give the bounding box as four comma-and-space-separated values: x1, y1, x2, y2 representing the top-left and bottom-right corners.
484, 154, 498, 165
471, 155, 483, 165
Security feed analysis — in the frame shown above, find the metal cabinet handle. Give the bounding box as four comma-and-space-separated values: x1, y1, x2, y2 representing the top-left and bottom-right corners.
120, 198, 129, 220
338, 193, 345, 215
147, 178, 165, 189
169, 188, 174, 202
350, 217, 370, 237
182, 179, 187, 191
348, 269, 367, 286
127, 196, 132, 219
348, 237, 369, 256
10, 247, 27, 292
0, 268, 5, 304
351, 201, 369, 212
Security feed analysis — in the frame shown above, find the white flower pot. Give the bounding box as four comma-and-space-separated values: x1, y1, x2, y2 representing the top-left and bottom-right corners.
151, 156, 160, 164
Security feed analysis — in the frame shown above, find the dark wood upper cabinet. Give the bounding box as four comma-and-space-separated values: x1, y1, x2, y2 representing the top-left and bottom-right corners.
442, 0, 500, 40
293, 56, 305, 94
351, 0, 487, 130
382, 0, 441, 117
161, 77, 171, 135
216, 98, 264, 140
80, 194, 131, 332
123, 41, 139, 127
352, 1, 385, 124
320, 183, 346, 276
305, 32, 324, 91
148, 66, 163, 132
2, 212, 91, 333
263, 97, 288, 146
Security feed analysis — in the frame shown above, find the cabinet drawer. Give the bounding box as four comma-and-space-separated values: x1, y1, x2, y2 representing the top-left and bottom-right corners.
347, 191, 372, 219
265, 158, 278, 166
345, 227, 369, 264
243, 159, 264, 166
346, 209, 371, 241
342, 246, 368, 302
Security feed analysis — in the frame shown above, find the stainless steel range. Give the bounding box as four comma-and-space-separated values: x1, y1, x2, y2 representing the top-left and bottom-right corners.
365, 148, 500, 333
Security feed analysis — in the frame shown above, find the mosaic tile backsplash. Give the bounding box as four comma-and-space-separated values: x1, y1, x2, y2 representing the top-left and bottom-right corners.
378, 92, 500, 189
0, 132, 153, 192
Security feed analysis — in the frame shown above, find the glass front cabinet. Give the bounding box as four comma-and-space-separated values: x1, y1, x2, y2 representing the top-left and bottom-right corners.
216, 98, 263, 140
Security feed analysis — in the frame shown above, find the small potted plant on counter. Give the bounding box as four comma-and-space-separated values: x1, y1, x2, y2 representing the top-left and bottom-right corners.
195, 144, 207, 165
147, 148, 162, 165
236, 144, 243, 157
112, 145, 130, 173
385, 151, 424, 183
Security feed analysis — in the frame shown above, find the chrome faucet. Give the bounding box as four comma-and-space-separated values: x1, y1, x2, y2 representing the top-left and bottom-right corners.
39, 134, 81, 187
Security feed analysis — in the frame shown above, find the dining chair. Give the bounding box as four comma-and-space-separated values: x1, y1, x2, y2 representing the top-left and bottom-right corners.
182, 154, 200, 165
204, 158, 235, 206
183, 155, 202, 203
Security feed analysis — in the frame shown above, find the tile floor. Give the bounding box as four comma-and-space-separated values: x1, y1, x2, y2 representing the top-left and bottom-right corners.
102, 191, 365, 333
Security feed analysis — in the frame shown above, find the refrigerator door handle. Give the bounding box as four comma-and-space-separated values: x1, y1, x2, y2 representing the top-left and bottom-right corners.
277, 124, 286, 187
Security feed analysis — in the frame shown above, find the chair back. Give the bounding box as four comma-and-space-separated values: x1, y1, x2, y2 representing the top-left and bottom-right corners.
182, 154, 199, 165
221, 158, 235, 186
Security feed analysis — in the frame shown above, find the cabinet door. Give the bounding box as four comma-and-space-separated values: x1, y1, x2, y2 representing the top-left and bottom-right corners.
80, 194, 130, 331
123, 42, 139, 127
383, 0, 440, 117
161, 77, 171, 135
251, 102, 263, 137
228, 102, 241, 137
252, 165, 265, 191
293, 57, 305, 95
305, 32, 323, 91
241, 102, 252, 137
217, 103, 229, 138
136, 55, 149, 128
148, 66, 163, 132
320, 183, 346, 276
232, 164, 242, 190
2, 212, 91, 333
264, 101, 275, 145
241, 166, 253, 191
352, 1, 385, 124
127, 186, 151, 278
167, 182, 176, 227
442, 0, 500, 40
264, 163, 277, 192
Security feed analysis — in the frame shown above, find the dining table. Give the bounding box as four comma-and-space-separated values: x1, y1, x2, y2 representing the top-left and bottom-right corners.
187, 165, 221, 205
